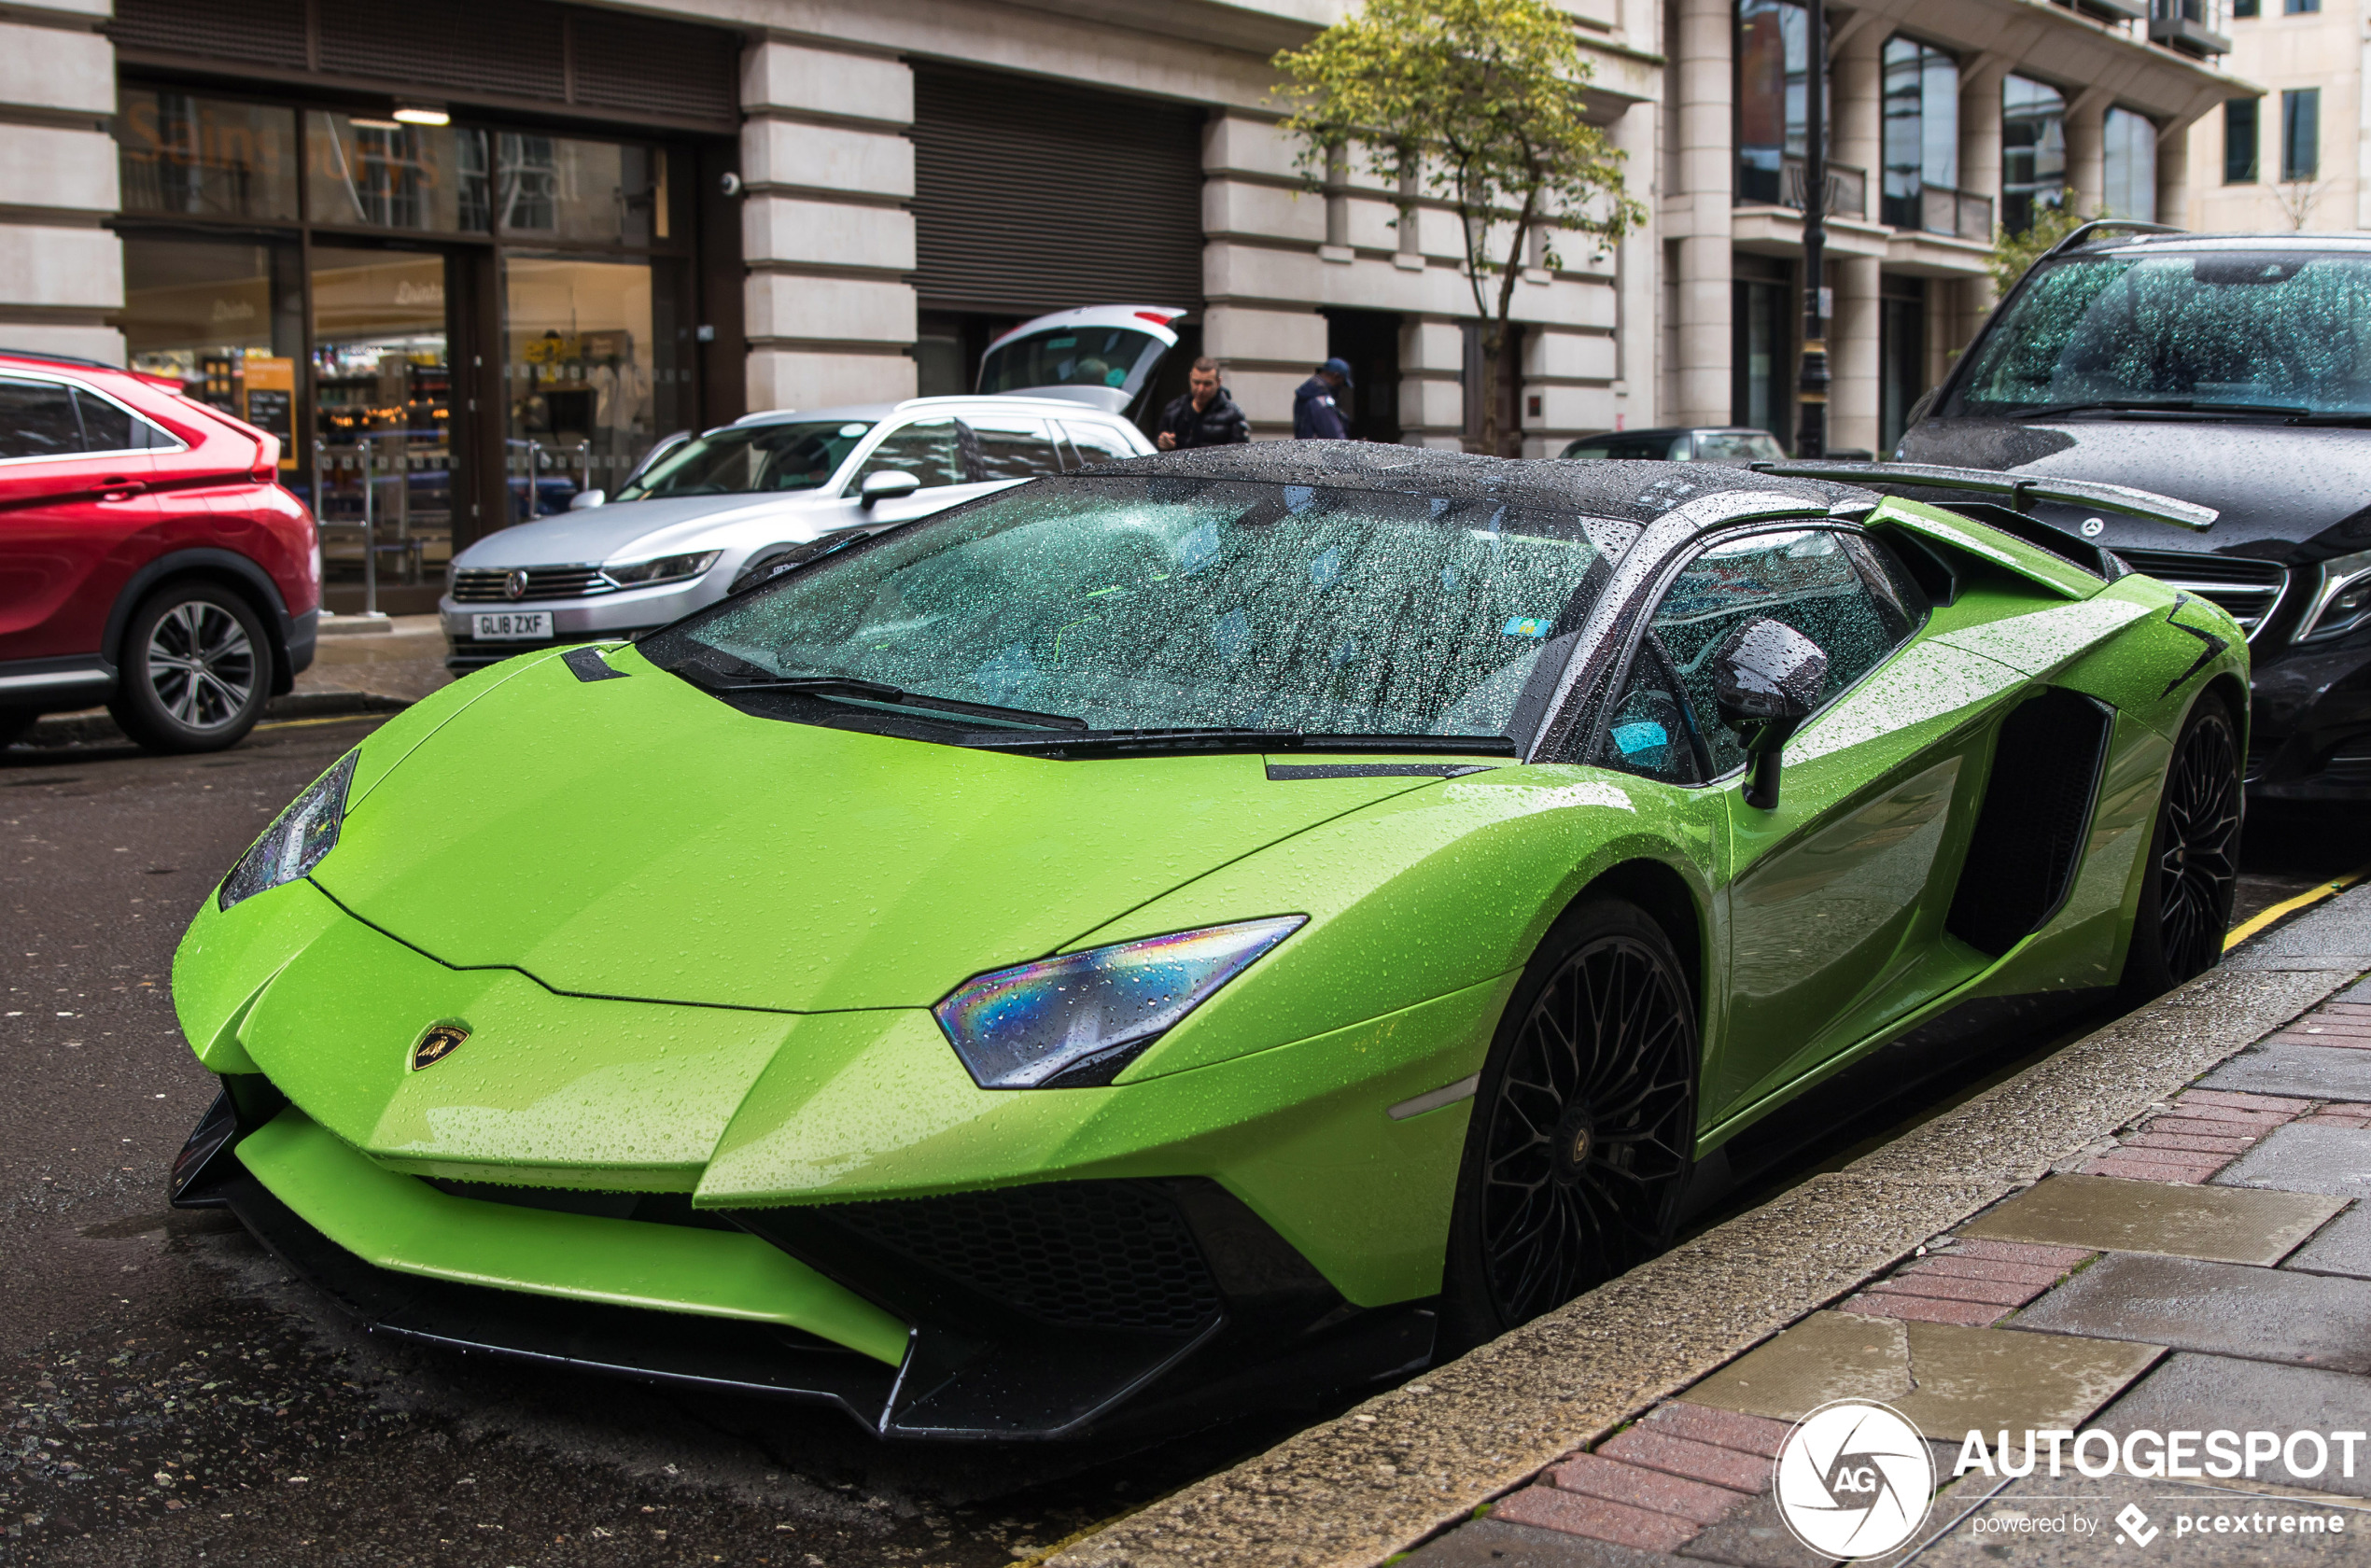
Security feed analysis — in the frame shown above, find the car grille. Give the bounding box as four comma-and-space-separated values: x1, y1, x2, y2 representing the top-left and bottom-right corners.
821, 1183, 1224, 1334
2115, 549, 2289, 639
451, 566, 616, 603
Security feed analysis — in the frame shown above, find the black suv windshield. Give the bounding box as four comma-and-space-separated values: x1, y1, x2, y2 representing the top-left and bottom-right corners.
1948, 250, 2371, 418
615, 419, 874, 499
641, 477, 1634, 745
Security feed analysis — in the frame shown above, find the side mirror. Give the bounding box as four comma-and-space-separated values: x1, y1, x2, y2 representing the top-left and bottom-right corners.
568, 488, 607, 510
859, 469, 921, 509
1711, 616, 1829, 810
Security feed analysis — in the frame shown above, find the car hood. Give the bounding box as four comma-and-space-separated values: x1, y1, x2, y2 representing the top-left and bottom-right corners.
453, 492, 844, 568
1900, 417, 2371, 558
313, 647, 1443, 1014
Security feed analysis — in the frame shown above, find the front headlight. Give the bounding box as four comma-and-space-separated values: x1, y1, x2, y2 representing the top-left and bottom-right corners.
603, 550, 721, 588
933, 916, 1306, 1089
2298, 548, 2371, 643
218, 750, 358, 910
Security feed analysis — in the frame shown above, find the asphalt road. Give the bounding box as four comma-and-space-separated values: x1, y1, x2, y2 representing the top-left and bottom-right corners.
4, 718, 2366, 1567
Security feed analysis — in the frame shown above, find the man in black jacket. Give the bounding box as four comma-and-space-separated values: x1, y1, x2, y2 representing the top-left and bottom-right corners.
1156, 357, 1250, 449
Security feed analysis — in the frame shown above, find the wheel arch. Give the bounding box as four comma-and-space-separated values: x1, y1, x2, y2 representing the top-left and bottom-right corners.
1576, 856, 1706, 1025
2201, 670, 2249, 756
104, 550, 296, 696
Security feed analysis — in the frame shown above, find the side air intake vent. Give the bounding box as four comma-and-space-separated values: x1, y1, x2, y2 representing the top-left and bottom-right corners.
1947, 688, 2114, 956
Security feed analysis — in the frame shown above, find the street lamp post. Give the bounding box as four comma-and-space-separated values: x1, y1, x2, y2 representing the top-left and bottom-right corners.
1795, 0, 1829, 459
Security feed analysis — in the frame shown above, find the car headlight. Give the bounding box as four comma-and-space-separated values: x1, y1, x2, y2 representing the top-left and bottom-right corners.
602, 550, 721, 588
218, 750, 358, 910
933, 916, 1306, 1089
2298, 547, 2371, 643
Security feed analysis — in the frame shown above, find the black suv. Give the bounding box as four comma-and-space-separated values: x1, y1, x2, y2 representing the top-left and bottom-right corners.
1901, 224, 2371, 800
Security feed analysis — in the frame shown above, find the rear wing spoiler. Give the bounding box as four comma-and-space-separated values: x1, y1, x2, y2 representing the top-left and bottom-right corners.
1751, 460, 2217, 535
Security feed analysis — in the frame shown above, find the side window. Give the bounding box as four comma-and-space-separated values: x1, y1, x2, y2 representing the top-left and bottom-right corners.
852, 417, 967, 490
965, 416, 1063, 480
0, 377, 88, 460
1648, 528, 1918, 777
1602, 636, 1705, 785
1062, 420, 1136, 467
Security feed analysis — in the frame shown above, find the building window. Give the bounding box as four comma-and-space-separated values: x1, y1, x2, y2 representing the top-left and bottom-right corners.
1880, 278, 1927, 456
1737, 0, 1810, 205
2224, 99, 2260, 182
2283, 89, 2321, 180
1881, 37, 1959, 231
2232, 0, 2257, 14
1733, 258, 1793, 447
2001, 77, 2067, 237
2101, 107, 2158, 221
2284, 0, 2319, 14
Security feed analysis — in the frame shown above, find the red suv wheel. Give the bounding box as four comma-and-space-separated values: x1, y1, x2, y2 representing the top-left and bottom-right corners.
107, 583, 274, 752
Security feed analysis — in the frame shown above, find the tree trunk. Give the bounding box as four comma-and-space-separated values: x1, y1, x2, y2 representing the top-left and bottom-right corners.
1477, 322, 1503, 457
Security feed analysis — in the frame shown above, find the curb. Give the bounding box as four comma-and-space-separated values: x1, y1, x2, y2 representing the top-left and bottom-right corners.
1045, 890, 2371, 1568
12, 691, 410, 750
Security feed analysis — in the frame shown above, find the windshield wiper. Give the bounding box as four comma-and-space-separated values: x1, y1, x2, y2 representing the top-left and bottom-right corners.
701, 675, 1089, 732
2012, 399, 2314, 421
971, 727, 1522, 757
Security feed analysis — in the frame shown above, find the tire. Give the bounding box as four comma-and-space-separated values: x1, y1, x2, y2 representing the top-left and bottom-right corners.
2119, 692, 2243, 1002
106, 582, 273, 754
1442, 897, 1699, 1349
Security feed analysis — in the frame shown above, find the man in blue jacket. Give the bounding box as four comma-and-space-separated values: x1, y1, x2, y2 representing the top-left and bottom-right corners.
1293, 357, 1354, 440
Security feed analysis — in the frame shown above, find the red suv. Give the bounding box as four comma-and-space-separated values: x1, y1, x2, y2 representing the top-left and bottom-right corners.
0, 350, 318, 753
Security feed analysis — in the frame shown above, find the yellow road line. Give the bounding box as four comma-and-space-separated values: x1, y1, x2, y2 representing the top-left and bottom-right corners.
2226, 865, 2371, 951
256, 711, 396, 732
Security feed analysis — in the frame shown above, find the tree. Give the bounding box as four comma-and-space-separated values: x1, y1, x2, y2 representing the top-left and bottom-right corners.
1987, 199, 2092, 296
1274, 0, 1642, 456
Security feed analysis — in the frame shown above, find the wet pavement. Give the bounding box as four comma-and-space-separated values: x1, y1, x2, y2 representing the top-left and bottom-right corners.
10, 721, 2371, 1568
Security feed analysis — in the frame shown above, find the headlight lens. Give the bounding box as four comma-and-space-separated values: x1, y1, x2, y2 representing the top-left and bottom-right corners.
603, 550, 721, 588
933, 916, 1306, 1089
2299, 548, 2371, 643
218, 750, 358, 910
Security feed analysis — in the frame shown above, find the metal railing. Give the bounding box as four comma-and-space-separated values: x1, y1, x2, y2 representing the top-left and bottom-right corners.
315, 434, 440, 618
1884, 186, 1996, 242
1779, 157, 1868, 220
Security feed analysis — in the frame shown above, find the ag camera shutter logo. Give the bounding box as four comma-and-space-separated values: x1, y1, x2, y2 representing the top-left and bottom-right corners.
1774, 1399, 1935, 1558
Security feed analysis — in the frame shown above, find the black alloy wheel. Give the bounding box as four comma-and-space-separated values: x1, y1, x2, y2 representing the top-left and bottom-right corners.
1445, 900, 1697, 1343
107, 583, 273, 754
2123, 693, 2242, 999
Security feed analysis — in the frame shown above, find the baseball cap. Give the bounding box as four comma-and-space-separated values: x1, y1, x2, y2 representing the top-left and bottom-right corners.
1319, 357, 1354, 385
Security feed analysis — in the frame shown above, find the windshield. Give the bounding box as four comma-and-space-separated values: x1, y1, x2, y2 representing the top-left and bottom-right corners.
614, 420, 874, 500
1948, 251, 2371, 417
979, 328, 1167, 396
640, 477, 1633, 744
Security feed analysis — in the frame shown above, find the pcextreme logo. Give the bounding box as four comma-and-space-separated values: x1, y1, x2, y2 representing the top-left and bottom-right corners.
1773, 1400, 1935, 1559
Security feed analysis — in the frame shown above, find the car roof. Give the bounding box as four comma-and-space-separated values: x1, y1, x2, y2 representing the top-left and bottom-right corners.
1564, 427, 1777, 441
1077, 441, 1862, 526
2075, 231, 2371, 258
727, 395, 1135, 430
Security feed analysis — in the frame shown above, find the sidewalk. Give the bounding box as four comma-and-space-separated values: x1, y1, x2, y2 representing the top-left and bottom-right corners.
1049, 889, 2371, 1568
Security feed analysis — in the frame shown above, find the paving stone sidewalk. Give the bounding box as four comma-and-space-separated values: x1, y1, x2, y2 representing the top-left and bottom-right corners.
1399, 987, 2371, 1567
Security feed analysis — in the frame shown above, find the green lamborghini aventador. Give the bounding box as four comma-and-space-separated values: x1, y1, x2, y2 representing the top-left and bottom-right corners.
169, 445, 2246, 1439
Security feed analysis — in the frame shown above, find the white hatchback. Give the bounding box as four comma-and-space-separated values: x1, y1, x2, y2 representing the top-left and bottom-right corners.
440, 396, 1152, 673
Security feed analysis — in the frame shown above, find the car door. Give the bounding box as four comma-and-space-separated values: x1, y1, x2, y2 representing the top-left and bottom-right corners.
1623, 525, 2008, 1125
0, 373, 162, 663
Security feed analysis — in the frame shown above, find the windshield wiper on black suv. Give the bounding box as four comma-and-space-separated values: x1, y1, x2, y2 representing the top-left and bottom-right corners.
2012, 399, 2315, 421
699, 675, 1089, 732
969, 727, 1522, 757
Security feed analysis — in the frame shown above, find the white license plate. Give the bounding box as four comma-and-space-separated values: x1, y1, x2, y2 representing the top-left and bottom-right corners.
472, 610, 552, 640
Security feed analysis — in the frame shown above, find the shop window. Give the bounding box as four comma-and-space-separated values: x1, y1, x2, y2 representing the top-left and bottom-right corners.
305, 112, 489, 232
504, 256, 691, 516
1881, 38, 1959, 231
113, 234, 304, 469
117, 90, 299, 223
2224, 99, 2260, 183
310, 247, 453, 588
2001, 76, 2067, 237
2283, 89, 2321, 181
2101, 108, 2158, 222
495, 135, 667, 247
1737, 0, 1811, 205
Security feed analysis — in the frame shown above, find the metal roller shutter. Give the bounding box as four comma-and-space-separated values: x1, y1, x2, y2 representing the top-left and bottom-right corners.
911, 66, 1205, 316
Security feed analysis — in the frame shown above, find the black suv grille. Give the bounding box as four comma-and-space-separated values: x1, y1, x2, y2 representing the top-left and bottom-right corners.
823, 1183, 1223, 1334
452, 567, 616, 602
2116, 549, 2288, 637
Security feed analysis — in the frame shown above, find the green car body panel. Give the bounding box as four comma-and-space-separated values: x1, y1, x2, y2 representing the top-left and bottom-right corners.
168, 455, 2248, 1437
